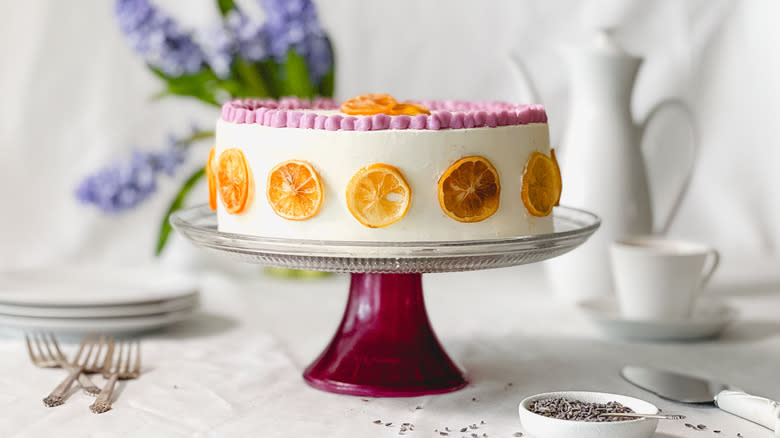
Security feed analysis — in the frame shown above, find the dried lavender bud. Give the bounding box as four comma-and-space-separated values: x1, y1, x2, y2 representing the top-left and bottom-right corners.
513, 433, 524, 437
460, 428, 468, 432
714, 431, 721, 434
528, 397, 636, 422
686, 423, 696, 428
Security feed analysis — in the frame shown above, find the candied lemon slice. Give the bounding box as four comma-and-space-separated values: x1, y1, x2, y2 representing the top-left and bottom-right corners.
346, 163, 411, 228
438, 156, 501, 223
207, 147, 217, 211
521, 151, 561, 217
266, 160, 324, 221
217, 148, 253, 214
340, 93, 397, 115
551, 148, 562, 206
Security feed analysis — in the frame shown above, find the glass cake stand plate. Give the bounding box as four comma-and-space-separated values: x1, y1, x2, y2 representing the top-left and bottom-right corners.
171, 205, 600, 397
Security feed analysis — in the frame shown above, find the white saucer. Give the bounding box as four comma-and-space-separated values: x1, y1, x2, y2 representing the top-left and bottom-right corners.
0, 264, 198, 307
578, 297, 737, 341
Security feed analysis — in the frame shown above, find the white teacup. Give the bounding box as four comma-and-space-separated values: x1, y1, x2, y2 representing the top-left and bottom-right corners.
610, 236, 720, 320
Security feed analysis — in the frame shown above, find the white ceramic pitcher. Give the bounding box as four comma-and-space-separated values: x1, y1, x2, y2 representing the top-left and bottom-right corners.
515, 29, 698, 302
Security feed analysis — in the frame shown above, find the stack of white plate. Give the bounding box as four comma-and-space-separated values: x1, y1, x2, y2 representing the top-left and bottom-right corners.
0, 264, 199, 334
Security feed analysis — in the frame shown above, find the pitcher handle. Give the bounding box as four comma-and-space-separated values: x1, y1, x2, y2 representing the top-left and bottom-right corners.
640, 98, 698, 234
508, 52, 542, 104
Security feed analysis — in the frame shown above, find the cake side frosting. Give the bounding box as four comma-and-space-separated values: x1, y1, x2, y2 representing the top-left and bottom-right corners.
214, 120, 554, 241
220, 97, 548, 131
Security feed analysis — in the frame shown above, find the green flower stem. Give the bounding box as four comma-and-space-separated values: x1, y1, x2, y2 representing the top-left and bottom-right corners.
176, 131, 215, 147
155, 167, 206, 255
235, 58, 271, 97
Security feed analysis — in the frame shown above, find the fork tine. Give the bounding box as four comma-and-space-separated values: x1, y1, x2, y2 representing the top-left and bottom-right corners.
25, 334, 39, 364
119, 342, 129, 374
34, 333, 51, 362
73, 335, 91, 366
47, 333, 67, 362
40, 333, 57, 362
132, 342, 141, 375
79, 335, 97, 367
102, 339, 115, 375
90, 335, 106, 369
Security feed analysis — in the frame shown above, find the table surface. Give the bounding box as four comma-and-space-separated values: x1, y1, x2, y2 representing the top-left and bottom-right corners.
1, 262, 778, 438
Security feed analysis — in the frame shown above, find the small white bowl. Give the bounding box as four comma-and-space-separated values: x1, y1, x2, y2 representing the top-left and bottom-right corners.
518, 391, 659, 438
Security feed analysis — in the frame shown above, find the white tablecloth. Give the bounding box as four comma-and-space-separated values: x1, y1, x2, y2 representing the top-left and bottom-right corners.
1, 263, 779, 437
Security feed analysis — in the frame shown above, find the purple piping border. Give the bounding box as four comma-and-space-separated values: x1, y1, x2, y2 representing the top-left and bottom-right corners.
221, 97, 547, 131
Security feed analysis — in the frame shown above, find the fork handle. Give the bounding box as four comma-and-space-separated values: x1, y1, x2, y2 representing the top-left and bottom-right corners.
43, 366, 83, 407
89, 373, 119, 414
78, 374, 101, 396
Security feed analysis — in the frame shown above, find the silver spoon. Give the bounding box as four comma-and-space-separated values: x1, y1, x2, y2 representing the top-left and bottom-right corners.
600, 412, 686, 420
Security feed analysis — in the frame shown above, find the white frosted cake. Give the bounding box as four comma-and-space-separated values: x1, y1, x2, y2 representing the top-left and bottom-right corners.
207, 94, 561, 242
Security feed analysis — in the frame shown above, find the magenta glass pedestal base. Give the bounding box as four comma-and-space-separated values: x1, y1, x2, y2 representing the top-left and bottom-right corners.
303, 273, 467, 397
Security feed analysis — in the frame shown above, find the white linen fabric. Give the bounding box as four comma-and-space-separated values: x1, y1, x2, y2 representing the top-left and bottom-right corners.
0, 265, 778, 437
0, 0, 778, 269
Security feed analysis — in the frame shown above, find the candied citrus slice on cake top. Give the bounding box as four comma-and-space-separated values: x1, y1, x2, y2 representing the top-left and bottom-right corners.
346, 163, 411, 228
521, 151, 562, 217
340, 93, 397, 115
266, 160, 324, 221
207, 147, 218, 211
438, 156, 501, 223
390, 102, 431, 116
217, 148, 253, 214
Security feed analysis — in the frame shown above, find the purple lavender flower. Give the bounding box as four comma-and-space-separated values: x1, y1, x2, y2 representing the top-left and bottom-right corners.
115, 0, 205, 77
199, 10, 269, 79
259, 0, 333, 83
76, 140, 186, 213
226, 11, 269, 62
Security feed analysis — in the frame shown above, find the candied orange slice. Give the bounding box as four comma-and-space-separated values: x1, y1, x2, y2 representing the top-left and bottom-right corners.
521, 151, 561, 217
390, 102, 431, 116
340, 93, 397, 115
266, 160, 323, 221
438, 156, 501, 223
346, 163, 411, 228
217, 148, 253, 214
206, 147, 218, 211
551, 148, 562, 206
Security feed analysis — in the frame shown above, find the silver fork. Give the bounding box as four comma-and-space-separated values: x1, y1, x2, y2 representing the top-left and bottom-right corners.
25, 333, 100, 396
90, 340, 141, 414
42, 335, 110, 407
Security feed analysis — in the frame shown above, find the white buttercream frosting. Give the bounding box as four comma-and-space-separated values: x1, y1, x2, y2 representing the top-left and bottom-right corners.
215, 120, 554, 241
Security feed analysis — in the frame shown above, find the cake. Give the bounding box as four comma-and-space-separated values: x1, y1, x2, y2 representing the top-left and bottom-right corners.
207, 94, 561, 242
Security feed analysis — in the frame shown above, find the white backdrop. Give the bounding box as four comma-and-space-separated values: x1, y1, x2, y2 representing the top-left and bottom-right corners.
0, 0, 778, 270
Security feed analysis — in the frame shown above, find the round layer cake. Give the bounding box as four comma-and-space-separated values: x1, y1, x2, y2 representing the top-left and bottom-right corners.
209, 94, 561, 242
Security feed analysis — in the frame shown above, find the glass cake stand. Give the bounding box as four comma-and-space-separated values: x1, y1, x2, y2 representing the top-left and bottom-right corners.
171, 205, 600, 397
